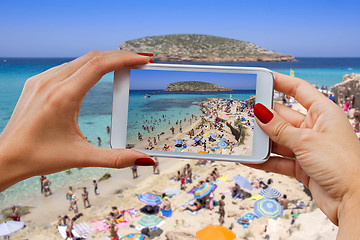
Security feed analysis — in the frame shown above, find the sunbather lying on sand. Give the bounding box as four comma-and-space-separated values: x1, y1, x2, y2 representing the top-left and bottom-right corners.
182, 199, 203, 212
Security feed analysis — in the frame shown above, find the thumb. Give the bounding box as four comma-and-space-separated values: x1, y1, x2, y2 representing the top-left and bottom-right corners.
79, 145, 155, 169
254, 103, 300, 149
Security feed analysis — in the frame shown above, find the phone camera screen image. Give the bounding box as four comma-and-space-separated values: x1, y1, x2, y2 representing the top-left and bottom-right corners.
127, 69, 256, 156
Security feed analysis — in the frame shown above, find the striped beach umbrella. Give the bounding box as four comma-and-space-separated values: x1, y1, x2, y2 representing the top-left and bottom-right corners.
194, 182, 216, 199
138, 193, 161, 206
217, 141, 228, 149
193, 135, 203, 142
138, 215, 162, 227
259, 188, 281, 199
254, 198, 283, 219
120, 233, 148, 240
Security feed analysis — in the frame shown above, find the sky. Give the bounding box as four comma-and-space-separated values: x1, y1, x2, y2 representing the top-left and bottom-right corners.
130, 69, 256, 90
1, 0, 360, 57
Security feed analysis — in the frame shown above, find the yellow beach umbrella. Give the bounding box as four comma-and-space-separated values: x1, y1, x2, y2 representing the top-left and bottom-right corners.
196, 225, 236, 240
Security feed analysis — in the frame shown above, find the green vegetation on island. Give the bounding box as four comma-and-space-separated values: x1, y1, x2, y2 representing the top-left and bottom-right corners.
165, 81, 232, 92
119, 34, 295, 62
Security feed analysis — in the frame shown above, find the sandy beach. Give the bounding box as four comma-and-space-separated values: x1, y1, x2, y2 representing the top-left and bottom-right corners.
8, 155, 338, 239
133, 98, 254, 157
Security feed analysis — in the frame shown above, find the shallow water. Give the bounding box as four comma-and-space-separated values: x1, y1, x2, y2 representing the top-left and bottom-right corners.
0, 57, 359, 206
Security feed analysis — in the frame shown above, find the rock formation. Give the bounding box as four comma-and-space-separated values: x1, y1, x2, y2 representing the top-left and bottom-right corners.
119, 34, 295, 62
331, 73, 360, 109
165, 81, 231, 92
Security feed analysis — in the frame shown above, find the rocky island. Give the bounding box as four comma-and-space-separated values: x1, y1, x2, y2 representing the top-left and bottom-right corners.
119, 34, 295, 62
165, 81, 232, 92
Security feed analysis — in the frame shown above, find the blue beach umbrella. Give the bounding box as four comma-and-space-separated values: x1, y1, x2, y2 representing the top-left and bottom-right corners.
194, 182, 216, 199
259, 188, 281, 199
174, 139, 183, 144
217, 141, 228, 149
233, 176, 253, 191
138, 193, 162, 206
254, 198, 283, 219
219, 138, 227, 142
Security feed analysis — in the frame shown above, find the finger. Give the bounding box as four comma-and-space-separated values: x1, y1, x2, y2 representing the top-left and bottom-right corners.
274, 102, 306, 128
77, 144, 155, 169
244, 156, 310, 187
50, 50, 122, 82
65, 51, 150, 97
272, 142, 295, 158
273, 72, 328, 110
254, 103, 304, 149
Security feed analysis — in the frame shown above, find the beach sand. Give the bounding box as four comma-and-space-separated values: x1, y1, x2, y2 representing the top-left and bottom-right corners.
10, 156, 338, 239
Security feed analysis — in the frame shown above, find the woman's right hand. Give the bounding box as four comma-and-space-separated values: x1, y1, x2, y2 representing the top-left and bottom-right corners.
245, 72, 360, 237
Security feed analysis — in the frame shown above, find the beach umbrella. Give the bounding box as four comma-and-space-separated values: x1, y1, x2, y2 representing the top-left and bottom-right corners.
209, 133, 216, 138
217, 141, 228, 149
193, 135, 203, 142
233, 176, 253, 191
196, 225, 236, 240
120, 233, 148, 240
259, 188, 282, 199
0, 221, 25, 237
174, 139, 183, 144
219, 138, 227, 142
254, 198, 283, 219
194, 182, 216, 199
138, 193, 162, 206
138, 215, 162, 227
174, 147, 183, 152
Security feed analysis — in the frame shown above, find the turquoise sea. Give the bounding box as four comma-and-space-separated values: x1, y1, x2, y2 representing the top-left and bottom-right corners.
0, 57, 359, 206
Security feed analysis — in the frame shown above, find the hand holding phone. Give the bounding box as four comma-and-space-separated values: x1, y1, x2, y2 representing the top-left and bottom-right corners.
111, 64, 274, 163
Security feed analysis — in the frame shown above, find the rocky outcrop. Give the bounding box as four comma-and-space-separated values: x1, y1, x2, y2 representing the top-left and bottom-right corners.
331, 73, 360, 109
165, 81, 231, 92
119, 34, 295, 62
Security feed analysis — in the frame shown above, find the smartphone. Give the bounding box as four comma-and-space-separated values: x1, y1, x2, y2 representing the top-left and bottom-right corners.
111, 63, 273, 164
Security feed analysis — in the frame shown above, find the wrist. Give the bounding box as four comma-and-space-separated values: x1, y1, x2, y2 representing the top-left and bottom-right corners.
337, 188, 360, 238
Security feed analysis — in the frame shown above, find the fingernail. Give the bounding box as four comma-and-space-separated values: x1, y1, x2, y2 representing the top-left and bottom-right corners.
135, 158, 155, 166
137, 53, 154, 57
149, 60, 155, 63
254, 103, 274, 124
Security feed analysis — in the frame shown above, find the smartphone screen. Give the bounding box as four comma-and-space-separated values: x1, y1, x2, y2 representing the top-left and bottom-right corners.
127, 69, 256, 156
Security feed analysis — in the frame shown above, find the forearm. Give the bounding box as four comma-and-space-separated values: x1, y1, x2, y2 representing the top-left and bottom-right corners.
337, 190, 360, 239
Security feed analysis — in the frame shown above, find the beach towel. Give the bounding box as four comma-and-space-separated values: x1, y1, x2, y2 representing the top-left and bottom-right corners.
187, 187, 197, 195
237, 213, 258, 229
126, 208, 141, 218
186, 208, 204, 215
58, 226, 82, 239
161, 209, 173, 218
216, 176, 228, 182
91, 218, 129, 232
73, 222, 93, 237
177, 199, 195, 209
248, 195, 265, 201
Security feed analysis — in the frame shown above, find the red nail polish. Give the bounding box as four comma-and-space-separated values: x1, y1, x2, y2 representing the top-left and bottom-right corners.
137, 53, 154, 57
149, 60, 155, 63
254, 103, 274, 124
135, 158, 155, 166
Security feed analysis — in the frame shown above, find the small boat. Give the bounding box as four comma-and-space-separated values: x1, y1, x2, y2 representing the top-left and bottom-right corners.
3, 59, 7, 63
144, 94, 150, 98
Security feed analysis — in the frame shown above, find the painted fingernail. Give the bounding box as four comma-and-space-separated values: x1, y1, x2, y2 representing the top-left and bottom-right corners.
137, 53, 154, 57
149, 60, 155, 63
135, 158, 155, 166
254, 103, 274, 124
